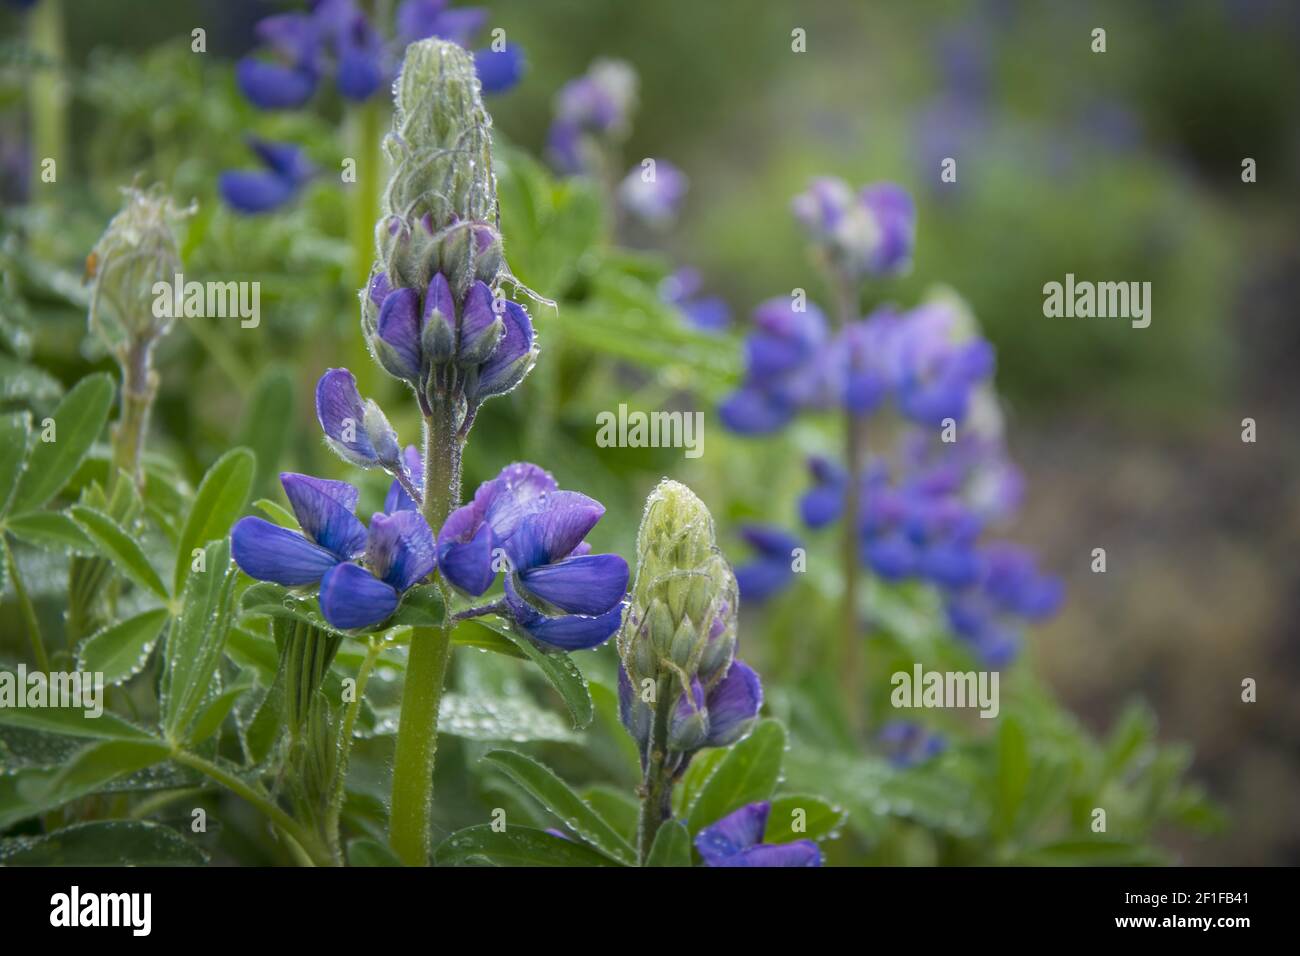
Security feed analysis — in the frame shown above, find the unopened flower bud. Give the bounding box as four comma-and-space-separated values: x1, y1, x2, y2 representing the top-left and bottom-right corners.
87, 185, 192, 358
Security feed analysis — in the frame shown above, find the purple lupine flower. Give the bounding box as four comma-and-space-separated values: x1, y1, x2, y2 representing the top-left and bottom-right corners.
231, 473, 436, 629
619, 658, 762, 765
733, 525, 800, 602
315, 368, 403, 470
618, 159, 688, 227
362, 268, 535, 406
546, 59, 637, 175
792, 177, 916, 280
399, 1, 525, 94
384, 445, 424, 514
718, 297, 832, 434
695, 801, 821, 868
878, 720, 947, 768
659, 268, 731, 333
218, 138, 315, 214
237, 0, 522, 113
892, 302, 995, 426
944, 542, 1063, 665
437, 463, 628, 650
666, 660, 763, 751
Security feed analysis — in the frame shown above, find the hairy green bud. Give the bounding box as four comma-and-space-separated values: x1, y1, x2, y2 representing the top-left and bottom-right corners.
376, 38, 503, 300
617, 480, 739, 694
87, 185, 192, 358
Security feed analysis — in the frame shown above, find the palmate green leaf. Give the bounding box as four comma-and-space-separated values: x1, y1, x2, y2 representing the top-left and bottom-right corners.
685, 719, 787, 834
0, 738, 172, 829
8, 372, 115, 515
434, 824, 624, 867
0, 820, 207, 866
462, 616, 593, 729
2, 510, 95, 554
673, 746, 727, 816
367, 693, 578, 743
645, 820, 691, 867
75, 607, 170, 685
483, 750, 637, 864
766, 794, 848, 843
161, 539, 238, 742
582, 785, 640, 843
0, 411, 31, 516
69, 505, 170, 601
187, 677, 256, 746
0, 691, 155, 741
174, 447, 255, 594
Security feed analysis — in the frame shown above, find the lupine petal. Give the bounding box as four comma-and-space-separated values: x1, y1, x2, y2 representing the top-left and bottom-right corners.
384, 445, 423, 514
475, 300, 534, 397
218, 170, 297, 214
505, 491, 604, 571
376, 286, 423, 380
280, 473, 368, 559
704, 659, 763, 747
503, 576, 624, 650
478, 462, 556, 541
248, 139, 313, 183
231, 516, 340, 586
474, 43, 525, 93
318, 561, 400, 630
458, 280, 500, 362
316, 368, 376, 462
722, 841, 822, 868
734, 559, 792, 602
436, 517, 495, 596
719, 387, 794, 435
516, 553, 628, 615
366, 510, 436, 592
236, 58, 317, 109
337, 47, 383, 100
694, 801, 769, 865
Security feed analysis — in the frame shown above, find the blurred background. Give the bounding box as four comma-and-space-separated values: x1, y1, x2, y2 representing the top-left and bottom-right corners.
3, 0, 1297, 864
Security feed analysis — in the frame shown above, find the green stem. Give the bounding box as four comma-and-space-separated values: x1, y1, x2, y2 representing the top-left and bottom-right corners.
109, 341, 157, 492
173, 750, 333, 867
388, 400, 460, 865
4, 536, 49, 672
29, 0, 66, 218
636, 677, 674, 864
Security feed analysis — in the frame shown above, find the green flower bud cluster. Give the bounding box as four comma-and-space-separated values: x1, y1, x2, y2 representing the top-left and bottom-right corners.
87, 184, 192, 360
370, 38, 504, 306
617, 479, 739, 698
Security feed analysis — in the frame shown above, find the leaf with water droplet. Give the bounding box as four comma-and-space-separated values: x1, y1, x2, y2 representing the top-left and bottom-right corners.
75, 607, 169, 685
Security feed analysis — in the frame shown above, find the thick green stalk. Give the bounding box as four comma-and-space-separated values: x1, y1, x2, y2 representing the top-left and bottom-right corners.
388, 400, 459, 865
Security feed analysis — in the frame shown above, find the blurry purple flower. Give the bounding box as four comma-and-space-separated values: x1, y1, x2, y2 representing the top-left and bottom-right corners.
944, 541, 1063, 665
719, 297, 832, 434
792, 177, 916, 281
659, 268, 730, 333
695, 801, 821, 867
733, 525, 800, 602
618, 159, 688, 227
218, 139, 314, 214
546, 59, 637, 175
878, 720, 947, 768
